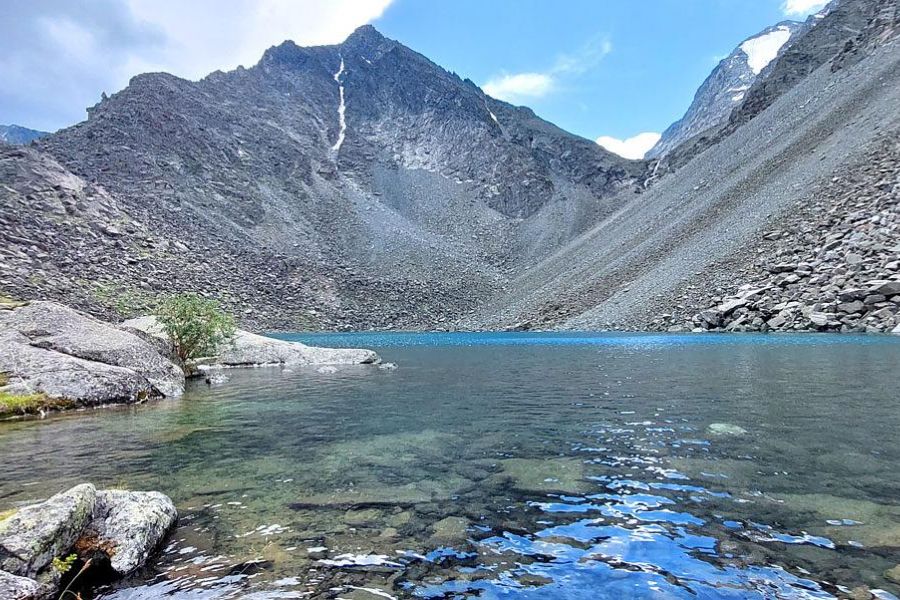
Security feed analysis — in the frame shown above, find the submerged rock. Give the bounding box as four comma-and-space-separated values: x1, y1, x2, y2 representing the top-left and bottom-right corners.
493, 457, 588, 494
428, 516, 469, 545
0, 483, 97, 578
0, 301, 184, 412
707, 423, 748, 436
79, 490, 177, 575
885, 564, 900, 584
0, 570, 39, 600
123, 316, 380, 368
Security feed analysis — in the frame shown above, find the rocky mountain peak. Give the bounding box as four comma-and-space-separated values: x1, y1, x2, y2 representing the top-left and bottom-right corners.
342, 24, 390, 48
646, 19, 805, 159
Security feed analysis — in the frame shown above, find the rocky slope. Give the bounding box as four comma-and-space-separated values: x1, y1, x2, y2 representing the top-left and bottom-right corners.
0, 125, 47, 145
469, 0, 900, 334
647, 20, 807, 159
0, 25, 642, 331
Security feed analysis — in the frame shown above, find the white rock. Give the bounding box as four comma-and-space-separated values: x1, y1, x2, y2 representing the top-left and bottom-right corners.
707, 423, 747, 436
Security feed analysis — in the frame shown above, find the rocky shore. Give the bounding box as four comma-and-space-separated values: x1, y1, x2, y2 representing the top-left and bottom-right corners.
649, 136, 900, 334
0, 299, 380, 419
0, 484, 177, 599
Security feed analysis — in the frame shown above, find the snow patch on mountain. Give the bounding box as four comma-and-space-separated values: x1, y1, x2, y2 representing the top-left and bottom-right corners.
331, 56, 347, 154
741, 26, 794, 74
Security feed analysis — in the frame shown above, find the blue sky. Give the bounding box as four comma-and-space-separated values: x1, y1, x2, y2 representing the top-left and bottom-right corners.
2, 0, 828, 157
373, 0, 826, 154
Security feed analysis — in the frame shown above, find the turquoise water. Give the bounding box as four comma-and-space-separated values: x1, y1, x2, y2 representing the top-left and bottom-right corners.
1, 332, 899, 599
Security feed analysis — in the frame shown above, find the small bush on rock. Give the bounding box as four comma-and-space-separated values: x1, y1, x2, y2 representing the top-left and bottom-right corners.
157, 293, 236, 364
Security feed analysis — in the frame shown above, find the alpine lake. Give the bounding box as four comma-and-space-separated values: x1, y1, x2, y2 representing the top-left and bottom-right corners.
1, 332, 899, 599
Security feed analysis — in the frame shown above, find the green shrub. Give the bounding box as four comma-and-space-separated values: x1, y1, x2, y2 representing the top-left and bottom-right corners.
157, 293, 236, 364
52, 553, 78, 574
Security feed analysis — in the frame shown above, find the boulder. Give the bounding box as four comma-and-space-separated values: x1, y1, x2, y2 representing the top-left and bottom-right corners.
892, 323, 900, 334
0, 302, 184, 405
79, 490, 177, 575
717, 297, 748, 316
0, 484, 97, 578
0, 570, 39, 600
0, 331, 158, 411
866, 280, 900, 296
123, 316, 380, 368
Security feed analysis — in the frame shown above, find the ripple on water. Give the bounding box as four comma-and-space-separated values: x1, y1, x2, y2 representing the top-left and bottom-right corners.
1, 332, 899, 599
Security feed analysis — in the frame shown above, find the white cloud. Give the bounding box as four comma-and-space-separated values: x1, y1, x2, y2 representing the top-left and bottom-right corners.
483, 73, 555, 103
126, 0, 394, 78
595, 132, 661, 160
482, 35, 611, 104
0, 0, 394, 131
782, 0, 829, 16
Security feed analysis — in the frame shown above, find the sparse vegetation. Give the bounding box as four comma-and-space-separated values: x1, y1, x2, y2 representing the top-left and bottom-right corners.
0, 390, 70, 419
52, 553, 78, 574
91, 283, 155, 318
157, 293, 236, 364
0, 295, 28, 309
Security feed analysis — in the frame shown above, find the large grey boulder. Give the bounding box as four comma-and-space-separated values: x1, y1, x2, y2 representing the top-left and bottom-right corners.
0, 484, 97, 578
0, 570, 39, 600
122, 316, 380, 368
0, 302, 184, 398
0, 331, 158, 410
79, 490, 177, 575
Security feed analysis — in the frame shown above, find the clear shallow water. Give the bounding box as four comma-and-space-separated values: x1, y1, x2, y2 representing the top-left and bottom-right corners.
1, 332, 900, 599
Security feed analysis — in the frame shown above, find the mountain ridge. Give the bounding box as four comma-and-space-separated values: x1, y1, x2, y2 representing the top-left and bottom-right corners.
0, 124, 48, 145
2, 1, 899, 335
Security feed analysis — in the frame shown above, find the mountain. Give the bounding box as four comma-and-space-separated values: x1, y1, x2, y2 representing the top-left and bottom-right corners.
1, 25, 643, 330
2, 0, 898, 335
646, 20, 807, 159
467, 0, 900, 333
0, 124, 48, 145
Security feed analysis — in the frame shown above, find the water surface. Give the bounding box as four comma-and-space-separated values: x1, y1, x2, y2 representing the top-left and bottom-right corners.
1, 332, 899, 599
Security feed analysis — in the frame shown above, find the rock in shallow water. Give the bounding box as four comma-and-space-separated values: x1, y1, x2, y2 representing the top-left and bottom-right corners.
123, 316, 380, 367
0, 483, 97, 578
0, 484, 177, 599
79, 490, 177, 575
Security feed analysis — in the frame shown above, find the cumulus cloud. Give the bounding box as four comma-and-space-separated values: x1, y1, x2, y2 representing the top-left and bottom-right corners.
595, 132, 661, 160
0, 0, 393, 131
483, 73, 555, 103
782, 0, 829, 16
482, 35, 612, 104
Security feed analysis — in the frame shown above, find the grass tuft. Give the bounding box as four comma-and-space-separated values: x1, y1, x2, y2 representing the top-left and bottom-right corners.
0, 391, 75, 419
